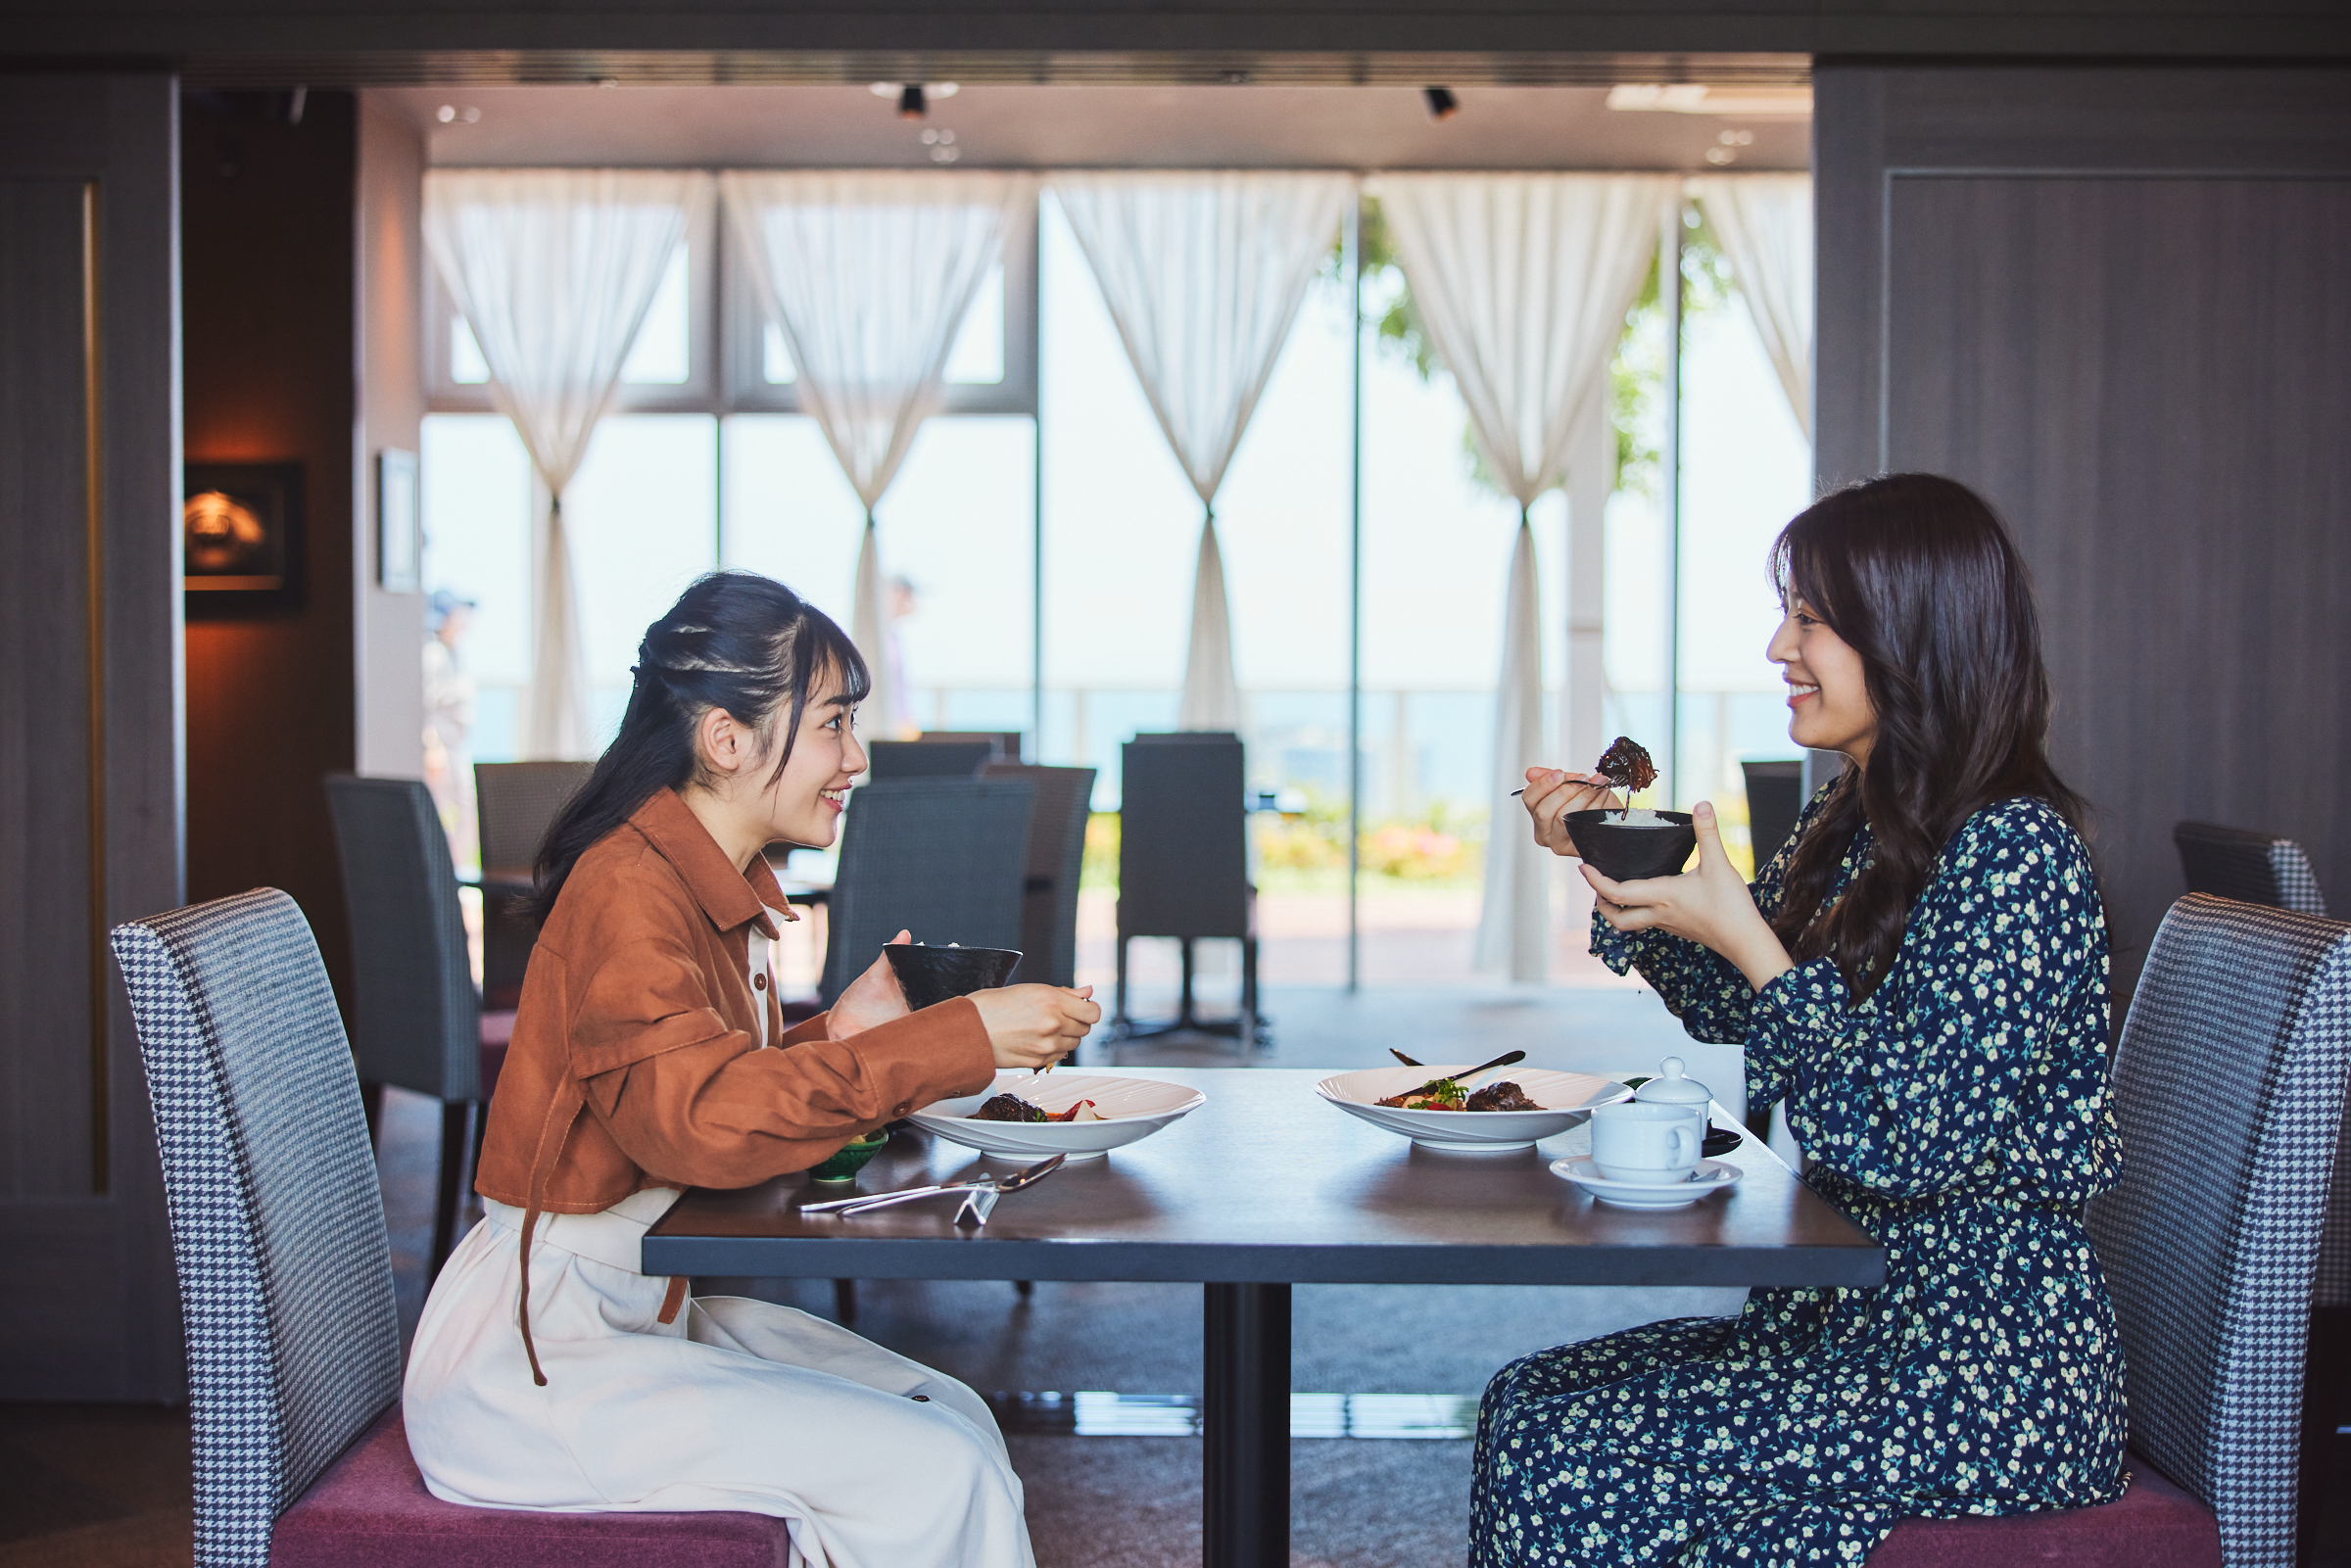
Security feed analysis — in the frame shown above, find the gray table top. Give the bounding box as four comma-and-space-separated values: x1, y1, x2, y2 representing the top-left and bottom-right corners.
644, 1068, 1885, 1288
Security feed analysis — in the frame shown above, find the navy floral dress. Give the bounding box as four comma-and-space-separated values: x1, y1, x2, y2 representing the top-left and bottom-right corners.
1471, 789, 2128, 1567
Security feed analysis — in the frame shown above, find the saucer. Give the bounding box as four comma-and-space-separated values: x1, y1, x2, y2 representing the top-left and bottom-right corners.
1551, 1157, 1742, 1210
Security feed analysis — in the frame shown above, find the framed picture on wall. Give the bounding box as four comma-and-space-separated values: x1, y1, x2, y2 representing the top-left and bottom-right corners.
183, 460, 303, 614
378, 448, 420, 593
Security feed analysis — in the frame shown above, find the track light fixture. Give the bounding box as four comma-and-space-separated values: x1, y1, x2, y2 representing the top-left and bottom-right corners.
898, 84, 927, 119
1423, 86, 1460, 120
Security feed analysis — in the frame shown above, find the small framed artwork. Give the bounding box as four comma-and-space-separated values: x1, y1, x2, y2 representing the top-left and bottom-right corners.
378, 449, 420, 593
183, 461, 303, 614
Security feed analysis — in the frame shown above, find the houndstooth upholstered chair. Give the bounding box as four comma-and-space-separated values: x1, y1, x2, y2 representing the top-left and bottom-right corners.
113, 888, 789, 1568
1872, 892, 2351, 1567
2172, 823, 2351, 1310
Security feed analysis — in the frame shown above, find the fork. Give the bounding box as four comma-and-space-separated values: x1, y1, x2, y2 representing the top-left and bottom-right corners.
800, 1155, 1067, 1217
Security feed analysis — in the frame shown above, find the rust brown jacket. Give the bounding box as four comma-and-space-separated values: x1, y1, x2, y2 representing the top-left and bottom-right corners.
474, 788, 994, 1378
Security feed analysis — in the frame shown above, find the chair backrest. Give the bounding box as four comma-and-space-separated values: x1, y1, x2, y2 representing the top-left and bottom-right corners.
322, 776, 479, 1100
473, 760, 594, 879
2086, 892, 2351, 1568
819, 777, 1034, 1003
1740, 759, 1804, 872
867, 738, 993, 780
2176, 821, 2328, 917
111, 889, 402, 1568
918, 729, 1025, 762
983, 762, 1097, 986
1119, 733, 1247, 939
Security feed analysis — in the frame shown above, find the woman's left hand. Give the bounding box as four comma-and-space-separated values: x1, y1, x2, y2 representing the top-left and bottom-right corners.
1583, 802, 1794, 993
826, 929, 912, 1039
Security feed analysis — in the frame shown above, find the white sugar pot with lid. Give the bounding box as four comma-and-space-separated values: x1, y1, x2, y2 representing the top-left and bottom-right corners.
1633, 1057, 1713, 1125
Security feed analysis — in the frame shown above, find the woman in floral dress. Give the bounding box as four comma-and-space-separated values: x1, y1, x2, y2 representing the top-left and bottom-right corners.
1483, 474, 2127, 1567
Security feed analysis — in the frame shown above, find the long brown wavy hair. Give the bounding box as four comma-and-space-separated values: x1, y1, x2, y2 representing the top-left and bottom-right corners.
1767, 474, 2088, 1000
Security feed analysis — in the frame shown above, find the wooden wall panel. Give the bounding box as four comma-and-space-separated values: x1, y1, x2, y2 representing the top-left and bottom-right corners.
1816, 67, 2351, 989
0, 72, 187, 1401
0, 177, 100, 1198
181, 91, 360, 1017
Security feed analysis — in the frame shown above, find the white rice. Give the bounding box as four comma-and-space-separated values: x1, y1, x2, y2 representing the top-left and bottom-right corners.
1606, 808, 1675, 827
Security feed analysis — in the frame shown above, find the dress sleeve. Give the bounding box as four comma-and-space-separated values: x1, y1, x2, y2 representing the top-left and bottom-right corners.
1743, 803, 2103, 1200
1584, 779, 1837, 1047
569, 936, 995, 1187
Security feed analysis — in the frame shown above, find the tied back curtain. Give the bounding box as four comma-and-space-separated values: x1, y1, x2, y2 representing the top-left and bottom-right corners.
1693, 174, 1813, 439
424, 169, 710, 760
721, 171, 1035, 740
1372, 173, 1678, 981
1053, 171, 1355, 732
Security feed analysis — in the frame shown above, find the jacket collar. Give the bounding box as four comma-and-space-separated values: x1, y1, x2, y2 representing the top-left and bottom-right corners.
627, 788, 792, 938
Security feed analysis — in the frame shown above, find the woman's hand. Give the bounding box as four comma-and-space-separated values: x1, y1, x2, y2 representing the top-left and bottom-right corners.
972, 984, 1102, 1071
1520, 767, 1621, 856
1583, 801, 1794, 993
825, 929, 912, 1039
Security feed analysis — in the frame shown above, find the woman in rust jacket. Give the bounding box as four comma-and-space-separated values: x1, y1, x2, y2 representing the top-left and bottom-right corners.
405, 572, 1096, 1568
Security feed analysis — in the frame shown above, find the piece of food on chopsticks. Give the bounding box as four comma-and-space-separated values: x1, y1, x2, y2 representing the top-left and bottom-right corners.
972, 1093, 1104, 1123
1594, 736, 1658, 794
1376, 1077, 1544, 1113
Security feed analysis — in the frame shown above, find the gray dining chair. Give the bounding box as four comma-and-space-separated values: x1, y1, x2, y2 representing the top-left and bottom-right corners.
818, 776, 1034, 1005
982, 761, 1097, 989
474, 760, 593, 1009
2173, 821, 2350, 1315
815, 776, 1034, 1323
1740, 759, 1804, 873
110, 888, 790, 1568
1111, 732, 1266, 1051
865, 738, 993, 780
323, 775, 513, 1274
2175, 821, 2328, 918
1874, 892, 2351, 1567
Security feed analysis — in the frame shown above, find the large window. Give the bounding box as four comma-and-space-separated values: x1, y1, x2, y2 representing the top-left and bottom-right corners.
418, 178, 1813, 991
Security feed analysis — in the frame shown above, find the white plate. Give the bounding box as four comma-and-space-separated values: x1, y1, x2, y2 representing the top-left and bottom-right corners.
1315, 1067, 1631, 1152
1551, 1157, 1743, 1209
910, 1072, 1205, 1162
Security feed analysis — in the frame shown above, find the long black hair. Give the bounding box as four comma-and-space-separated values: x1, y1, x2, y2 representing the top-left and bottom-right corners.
1766, 474, 2088, 1001
530, 571, 868, 920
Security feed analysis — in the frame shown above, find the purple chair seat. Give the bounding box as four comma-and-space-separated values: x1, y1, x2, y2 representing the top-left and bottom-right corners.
1871, 1450, 2220, 1568
270, 1405, 792, 1568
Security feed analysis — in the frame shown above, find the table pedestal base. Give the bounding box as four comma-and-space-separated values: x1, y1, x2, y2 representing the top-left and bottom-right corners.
1203, 1281, 1290, 1568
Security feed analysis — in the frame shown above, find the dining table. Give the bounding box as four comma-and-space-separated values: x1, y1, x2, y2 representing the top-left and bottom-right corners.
643, 1067, 1884, 1568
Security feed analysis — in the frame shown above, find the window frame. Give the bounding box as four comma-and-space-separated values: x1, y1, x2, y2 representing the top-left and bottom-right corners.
426, 182, 1039, 420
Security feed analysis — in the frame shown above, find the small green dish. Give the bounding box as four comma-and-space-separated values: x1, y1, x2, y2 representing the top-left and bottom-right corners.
806, 1129, 889, 1184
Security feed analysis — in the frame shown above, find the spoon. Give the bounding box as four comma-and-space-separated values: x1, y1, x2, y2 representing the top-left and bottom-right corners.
1388, 1049, 1526, 1098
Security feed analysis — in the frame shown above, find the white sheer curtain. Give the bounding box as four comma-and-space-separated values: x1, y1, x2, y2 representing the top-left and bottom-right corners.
721, 171, 1035, 739
1053, 171, 1354, 732
1694, 174, 1813, 438
1373, 173, 1678, 981
424, 169, 710, 760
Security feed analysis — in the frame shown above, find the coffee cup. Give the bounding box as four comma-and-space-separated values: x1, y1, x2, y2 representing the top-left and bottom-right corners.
1590, 1101, 1703, 1184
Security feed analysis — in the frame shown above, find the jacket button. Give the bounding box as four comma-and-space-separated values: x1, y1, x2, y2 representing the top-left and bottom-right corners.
753, 974, 767, 990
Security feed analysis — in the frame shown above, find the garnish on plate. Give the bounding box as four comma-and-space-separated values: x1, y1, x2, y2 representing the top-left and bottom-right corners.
1375, 1077, 1544, 1113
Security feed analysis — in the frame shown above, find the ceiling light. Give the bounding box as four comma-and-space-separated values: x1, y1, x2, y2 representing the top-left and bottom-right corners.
1607, 84, 1812, 118
1423, 86, 1460, 120
931, 82, 959, 99
595, 77, 619, 89
462, 107, 480, 123
898, 84, 927, 119
436, 104, 456, 122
